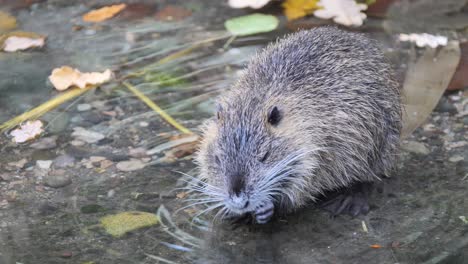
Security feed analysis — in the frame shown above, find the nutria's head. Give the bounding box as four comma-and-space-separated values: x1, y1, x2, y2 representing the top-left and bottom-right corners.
194, 86, 320, 218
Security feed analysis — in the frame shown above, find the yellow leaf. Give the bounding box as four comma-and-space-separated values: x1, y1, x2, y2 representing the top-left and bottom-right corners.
48, 66, 113, 91
100, 211, 159, 237
82, 4, 126, 22
0, 11, 17, 33
282, 0, 319, 21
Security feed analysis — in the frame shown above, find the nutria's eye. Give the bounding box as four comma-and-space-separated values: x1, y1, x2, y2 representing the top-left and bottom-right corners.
267, 106, 281, 126
259, 151, 270, 163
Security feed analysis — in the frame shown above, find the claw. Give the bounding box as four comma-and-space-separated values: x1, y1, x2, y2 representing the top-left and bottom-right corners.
254, 200, 275, 224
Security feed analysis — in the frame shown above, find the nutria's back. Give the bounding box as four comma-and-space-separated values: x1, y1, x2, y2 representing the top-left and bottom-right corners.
195, 27, 401, 223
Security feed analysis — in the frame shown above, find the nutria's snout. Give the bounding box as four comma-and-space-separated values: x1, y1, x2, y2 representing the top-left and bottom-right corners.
226, 193, 250, 213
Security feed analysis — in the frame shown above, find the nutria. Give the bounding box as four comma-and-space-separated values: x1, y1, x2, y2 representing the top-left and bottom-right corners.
194, 27, 401, 224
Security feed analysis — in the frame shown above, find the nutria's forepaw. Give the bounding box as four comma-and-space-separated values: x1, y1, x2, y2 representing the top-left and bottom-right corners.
320, 182, 372, 217
254, 200, 274, 224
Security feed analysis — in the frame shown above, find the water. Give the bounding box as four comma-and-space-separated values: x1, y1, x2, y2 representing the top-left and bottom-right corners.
1, 1, 467, 264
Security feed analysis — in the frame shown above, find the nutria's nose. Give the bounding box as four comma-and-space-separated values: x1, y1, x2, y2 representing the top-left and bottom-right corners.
230, 173, 245, 196
230, 195, 249, 209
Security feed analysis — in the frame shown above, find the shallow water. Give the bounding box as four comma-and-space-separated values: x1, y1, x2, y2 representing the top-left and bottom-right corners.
1, 1, 467, 264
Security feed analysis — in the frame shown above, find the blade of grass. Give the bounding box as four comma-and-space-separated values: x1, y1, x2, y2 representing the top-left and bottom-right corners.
0, 86, 96, 132
123, 81, 192, 134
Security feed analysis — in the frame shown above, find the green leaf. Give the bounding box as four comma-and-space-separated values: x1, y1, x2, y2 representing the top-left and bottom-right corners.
100, 211, 159, 237
224, 13, 279, 37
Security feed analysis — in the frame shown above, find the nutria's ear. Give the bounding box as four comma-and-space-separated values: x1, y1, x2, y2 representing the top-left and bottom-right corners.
267, 106, 281, 126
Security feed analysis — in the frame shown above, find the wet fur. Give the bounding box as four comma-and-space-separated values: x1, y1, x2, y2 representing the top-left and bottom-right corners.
194, 27, 402, 220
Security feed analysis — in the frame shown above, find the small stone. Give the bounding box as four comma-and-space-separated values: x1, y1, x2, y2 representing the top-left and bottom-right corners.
449, 155, 464, 163
8, 158, 28, 169
401, 141, 430, 155
71, 140, 85, 146
90, 156, 106, 163
107, 189, 115, 198
30, 136, 58, 150
44, 173, 72, 188
463, 116, 468, 125
54, 154, 75, 168
36, 160, 53, 170
129, 147, 148, 158
100, 159, 113, 169
77, 103, 92, 112
139, 121, 149, 127
71, 127, 105, 144
435, 97, 458, 114
116, 159, 146, 171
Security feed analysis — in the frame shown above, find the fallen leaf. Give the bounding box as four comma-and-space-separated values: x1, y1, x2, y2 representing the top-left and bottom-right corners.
0, 11, 17, 33
314, 0, 367, 27
48, 66, 113, 91
229, 0, 271, 9
401, 42, 460, 138
448, 41, 468, 91
370, 244, 382, 249
155, 5, 192, 21
0, 31, 45, 51
82, 4, 127, 22
116, 159, 146, 172
10, 120, 44, 143
399, 33, 448, 48
2, 36, 45, 52
116, 3, 157, 20
225, 13, 279, 36
282, 0, 319, 21
100, 211, 159, 237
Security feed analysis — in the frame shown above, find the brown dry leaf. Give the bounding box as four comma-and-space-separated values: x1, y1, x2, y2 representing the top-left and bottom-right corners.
401, 42, 460, 138
0, 11, 17, 33
370, 244, 382, 249
10, 120, 44, 143
48, 66, 113, 91
155, 5, 192, 21
282, 0, 319, 21
82, 4, 127, 22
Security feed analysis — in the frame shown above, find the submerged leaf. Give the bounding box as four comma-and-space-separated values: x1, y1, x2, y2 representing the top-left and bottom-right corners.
82, 4, 127, 22
48, 66, 113, 91
10, 120, 44, 143
0, 11, 17, 33
282, 0, 319, 21
225, 13, 279, 36
100, 211, 159, 237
